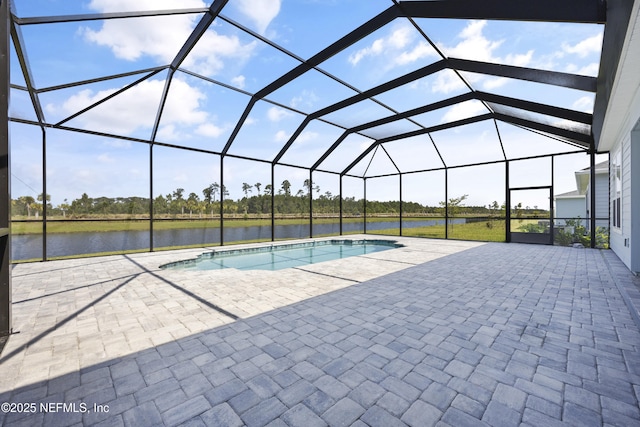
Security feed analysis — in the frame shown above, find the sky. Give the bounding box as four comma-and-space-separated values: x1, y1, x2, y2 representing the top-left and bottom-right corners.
8, 0, 606, 209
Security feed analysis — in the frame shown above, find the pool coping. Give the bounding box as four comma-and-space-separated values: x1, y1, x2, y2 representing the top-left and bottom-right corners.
159, 238, 405, 270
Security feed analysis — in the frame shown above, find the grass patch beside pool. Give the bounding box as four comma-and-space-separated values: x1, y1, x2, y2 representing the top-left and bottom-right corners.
370, 219, 509, 242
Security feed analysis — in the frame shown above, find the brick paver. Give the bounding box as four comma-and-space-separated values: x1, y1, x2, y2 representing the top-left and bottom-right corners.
1, 236, 639, 426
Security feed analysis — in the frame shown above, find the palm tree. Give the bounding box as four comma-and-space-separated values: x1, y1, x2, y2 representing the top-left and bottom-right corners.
280, 180, 291, 196
211, 183, 220, 202
18, 196, 35, 217
203, 184, 216, 217
77, 193, 93, 214
59, 199, 70, 218
38, 193, 52, 211
186, 193, 200, 218
173, 188, 185, 215
202, 185, 213, 205
242, 183, 253, 198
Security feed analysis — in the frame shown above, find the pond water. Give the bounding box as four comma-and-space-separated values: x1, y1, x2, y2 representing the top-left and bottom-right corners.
11, 218, 462, 261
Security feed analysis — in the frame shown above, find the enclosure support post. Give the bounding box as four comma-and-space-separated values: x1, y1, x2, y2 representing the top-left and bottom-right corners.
505, 161, 511, 242
149, 144, 154, 252
309, 169, 313, 238
41, 128, 47, 260
0, 0, 12, 336
399, 173, 403, 236
339, 175, 343, 235
271, 164, 275, 242
444, 168, 449, 239
550, 155, 555, 245
590, 148, 596, 248
220, 156, 225, 246
363, 178, 367, 234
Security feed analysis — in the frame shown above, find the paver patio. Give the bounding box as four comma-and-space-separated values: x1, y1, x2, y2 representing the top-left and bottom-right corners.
1, 236, 639, 426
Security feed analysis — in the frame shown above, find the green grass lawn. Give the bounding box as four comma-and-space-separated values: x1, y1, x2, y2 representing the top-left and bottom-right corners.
371, 219, 508, 242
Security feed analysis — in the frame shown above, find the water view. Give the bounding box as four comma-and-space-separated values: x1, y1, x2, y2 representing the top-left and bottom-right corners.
11, 219, 462, 261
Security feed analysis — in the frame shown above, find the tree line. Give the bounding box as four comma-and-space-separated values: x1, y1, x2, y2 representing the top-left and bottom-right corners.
11, 181, 546, 219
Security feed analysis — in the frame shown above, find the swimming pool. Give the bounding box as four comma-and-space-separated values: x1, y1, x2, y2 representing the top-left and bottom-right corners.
160, 239, 403, 271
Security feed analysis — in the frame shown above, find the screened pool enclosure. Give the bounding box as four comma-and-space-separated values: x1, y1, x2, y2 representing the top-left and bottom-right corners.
4, 0, 613, 262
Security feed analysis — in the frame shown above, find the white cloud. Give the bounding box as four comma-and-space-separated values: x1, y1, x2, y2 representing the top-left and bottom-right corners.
388, 24, 413, 49
297, 131, 318, 144
82, 0, 257, 77
290, 90, 319, 110
572, 96, 594, 113
161, 80, 208, 125
231, 75, 246, 89
432, 69, 467, 94
576, 62, 600, 76
273, 129, 318, 147
395, 42, 437, 66
157, 124, 182, 142
47, 78, 211, 136
164, 80, 209, 124
234, 0, 281, 34
565, 62, 600, 76
504, 50, 534, 67
432, 21, 535, 94
274, 130, 289, 142
545, 33, 603, 75
196, 123, 226, 138
438, 20, 534, 66
52, 83, 159, 134
440, 21, 503, 62
562, 33, 603, 58
82, 0, 203, 62
183, 32, 257, 77
348, 23, 436, 68
349, 39, 385, 66
267, 107, 292, 122
441, 100, 487, 123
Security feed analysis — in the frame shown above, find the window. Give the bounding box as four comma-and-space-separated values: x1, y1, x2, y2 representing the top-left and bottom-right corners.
612, 149, 622, 229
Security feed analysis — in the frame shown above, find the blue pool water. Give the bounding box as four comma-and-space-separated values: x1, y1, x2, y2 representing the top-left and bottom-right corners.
161, 239, 403, 271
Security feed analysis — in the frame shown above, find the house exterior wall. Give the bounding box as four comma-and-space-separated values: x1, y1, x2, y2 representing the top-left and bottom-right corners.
556, 197, 586, 222
631, 126, 640, 273
587, 173, 610, 228
596, 174, 610, 221
609, 100, 640, 273
601, 0, 640, 273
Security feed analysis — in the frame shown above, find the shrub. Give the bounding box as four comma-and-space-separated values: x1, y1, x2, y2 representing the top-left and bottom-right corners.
553, 219, 609, 248
518, 223, 548, 233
